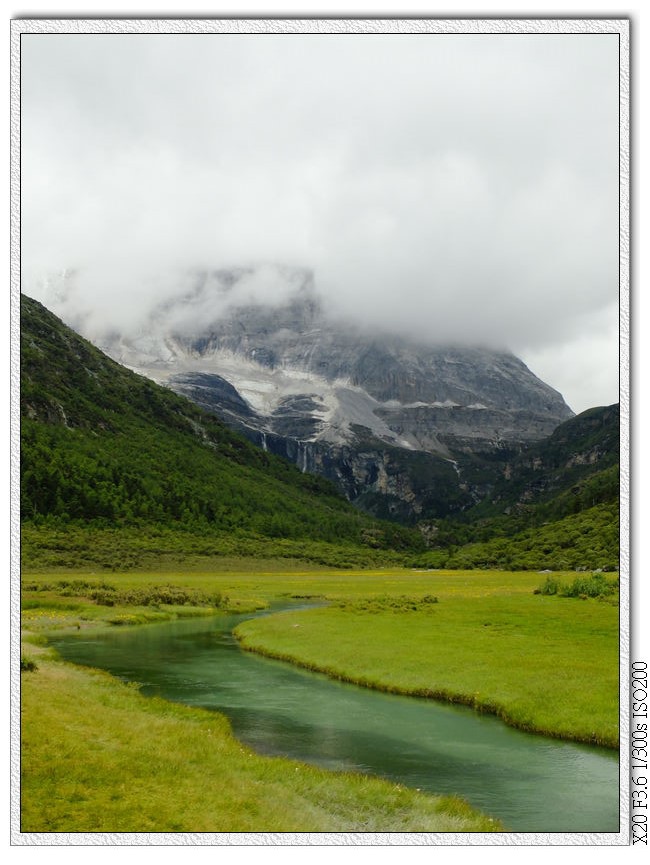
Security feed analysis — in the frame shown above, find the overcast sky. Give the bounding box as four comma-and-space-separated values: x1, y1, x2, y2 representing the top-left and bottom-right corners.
20, 29, 621, 414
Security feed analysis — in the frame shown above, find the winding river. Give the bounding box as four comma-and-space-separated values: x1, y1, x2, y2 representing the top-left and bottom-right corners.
51, 607, 619, 834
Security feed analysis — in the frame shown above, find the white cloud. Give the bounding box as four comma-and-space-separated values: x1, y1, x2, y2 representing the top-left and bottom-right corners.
20, 29, 621, 411
520, 302, 620, 414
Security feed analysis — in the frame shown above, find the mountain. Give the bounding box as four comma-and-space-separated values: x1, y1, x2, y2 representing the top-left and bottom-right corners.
19, 294, 619, 574
472, 403, 620, 521
20, 294, 422, 569
415, 404, 620, 571
64, 265, 573, 523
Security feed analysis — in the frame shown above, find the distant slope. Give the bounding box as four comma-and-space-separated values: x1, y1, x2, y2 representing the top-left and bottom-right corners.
465, 404, 619, 522
20, 295, 422, 568
414, 405, 620, 571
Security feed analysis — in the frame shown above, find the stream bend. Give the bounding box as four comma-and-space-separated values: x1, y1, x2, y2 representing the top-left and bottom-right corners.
51, 607, 619, 834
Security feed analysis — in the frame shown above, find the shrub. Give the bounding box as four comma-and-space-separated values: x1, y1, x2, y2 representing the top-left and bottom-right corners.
563, 573, 618, 599
534, 572, 619, 599
336, 594, 439, 614
535, 575, 563, 596
90, 584, 223, 609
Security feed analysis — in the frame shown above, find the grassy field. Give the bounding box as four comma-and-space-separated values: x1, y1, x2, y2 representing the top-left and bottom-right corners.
19, 563, 617, 833
20, 642, 498, 833
233, 569, 620, 748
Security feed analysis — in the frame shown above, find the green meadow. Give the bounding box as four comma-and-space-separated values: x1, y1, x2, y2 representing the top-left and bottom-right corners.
20, 563, 618, 833
21, 642, 497, 833
235, 569, 620, 748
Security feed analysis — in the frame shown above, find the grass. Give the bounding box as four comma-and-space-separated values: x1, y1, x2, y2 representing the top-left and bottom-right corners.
19, 563, 618, 833
233, 569, 620, 748
21, 562, 508, 631
19, 646, 499, 833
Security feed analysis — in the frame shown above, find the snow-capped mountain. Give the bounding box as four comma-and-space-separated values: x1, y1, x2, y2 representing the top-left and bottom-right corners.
34, 265, 574, 522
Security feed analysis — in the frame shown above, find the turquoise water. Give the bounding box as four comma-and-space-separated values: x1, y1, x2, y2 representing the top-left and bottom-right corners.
51, 609, 620, 833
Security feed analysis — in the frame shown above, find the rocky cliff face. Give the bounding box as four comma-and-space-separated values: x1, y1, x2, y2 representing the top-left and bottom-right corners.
73, 265, 573, 523
486, 403, 620, 512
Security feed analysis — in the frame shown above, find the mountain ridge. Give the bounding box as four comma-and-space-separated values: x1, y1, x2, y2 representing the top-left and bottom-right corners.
96, 268, 573, 451
43, 265, 574, 522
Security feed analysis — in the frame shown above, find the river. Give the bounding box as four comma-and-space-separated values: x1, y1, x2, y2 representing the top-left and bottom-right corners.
50, 607, 620, 834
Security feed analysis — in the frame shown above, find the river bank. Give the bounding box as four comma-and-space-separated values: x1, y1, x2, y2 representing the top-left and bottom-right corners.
234, 590, 619, 749
19, 637, 500, 834
21, 565, 619, 748
19, 565, 619, 833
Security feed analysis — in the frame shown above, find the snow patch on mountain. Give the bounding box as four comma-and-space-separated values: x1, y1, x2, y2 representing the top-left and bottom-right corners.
119, 342, 410, 448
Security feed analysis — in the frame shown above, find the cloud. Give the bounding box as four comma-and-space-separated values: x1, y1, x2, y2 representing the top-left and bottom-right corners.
20, 30, 621, 412
520, 302, 620, 414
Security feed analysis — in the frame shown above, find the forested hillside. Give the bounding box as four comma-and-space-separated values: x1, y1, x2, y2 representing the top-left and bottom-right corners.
412, 405, 620, 571
20, 295, 422, 569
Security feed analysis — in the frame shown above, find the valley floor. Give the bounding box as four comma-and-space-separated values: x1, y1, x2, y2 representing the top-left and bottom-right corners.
18, 563, 618, 835
235, 570, 620, 748
20, 646, 498, 834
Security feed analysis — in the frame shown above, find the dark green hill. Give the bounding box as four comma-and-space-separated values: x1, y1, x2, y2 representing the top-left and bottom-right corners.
466, 404, 619, 522
412, 405, 620, 572
20, 295, 422, 570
